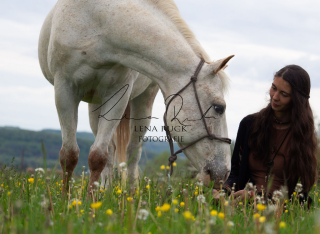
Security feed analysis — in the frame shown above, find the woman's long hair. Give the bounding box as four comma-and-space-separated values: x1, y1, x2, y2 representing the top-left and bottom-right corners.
248, 65, 318, 194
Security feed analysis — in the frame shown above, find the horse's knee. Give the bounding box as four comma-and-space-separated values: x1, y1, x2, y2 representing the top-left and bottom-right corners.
59, 146, 79, 173
88, 147, 108, 173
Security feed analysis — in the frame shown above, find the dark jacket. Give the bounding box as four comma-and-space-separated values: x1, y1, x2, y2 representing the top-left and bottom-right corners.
223, 115, 310, 204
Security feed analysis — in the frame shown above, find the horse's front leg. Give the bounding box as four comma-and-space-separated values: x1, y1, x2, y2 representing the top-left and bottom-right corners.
127, 82, 159, 186
54, 80, 81, 192
88, 85, 133, 192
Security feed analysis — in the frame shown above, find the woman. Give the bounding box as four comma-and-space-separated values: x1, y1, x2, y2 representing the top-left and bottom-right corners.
214, 65, 318, 202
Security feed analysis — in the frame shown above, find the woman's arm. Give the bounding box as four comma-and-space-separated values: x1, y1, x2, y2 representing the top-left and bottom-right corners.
222, 118, 248, 195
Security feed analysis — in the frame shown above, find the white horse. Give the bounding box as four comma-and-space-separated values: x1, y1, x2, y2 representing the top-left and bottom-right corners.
38, 0, 233, 190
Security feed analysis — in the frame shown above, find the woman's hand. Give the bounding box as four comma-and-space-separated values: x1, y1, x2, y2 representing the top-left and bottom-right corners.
233, 190, 254, 202
212, 189, 220, 201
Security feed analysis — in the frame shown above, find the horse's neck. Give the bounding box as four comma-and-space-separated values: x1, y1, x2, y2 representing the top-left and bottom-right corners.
104, 0, 205, 96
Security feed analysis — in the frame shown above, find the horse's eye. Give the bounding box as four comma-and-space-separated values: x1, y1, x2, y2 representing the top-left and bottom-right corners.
214, 105, 225, 114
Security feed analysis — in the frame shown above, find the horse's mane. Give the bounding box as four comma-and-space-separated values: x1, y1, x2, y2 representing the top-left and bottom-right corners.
148, 0, 230, 93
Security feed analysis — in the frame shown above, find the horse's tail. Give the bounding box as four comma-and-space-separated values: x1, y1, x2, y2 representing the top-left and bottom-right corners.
115, 104, 131, 166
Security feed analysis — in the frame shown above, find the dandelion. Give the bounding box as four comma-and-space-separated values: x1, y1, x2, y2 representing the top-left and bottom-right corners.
227, 221, 234, 227
257, 204, 266, 211
156, 206, 161, 212
194, 191, 198, 196
119, 162, 127, 170
35, 168, 45, 174
253, 213, 260, 219
218, 213, 225, 219
80, 209, 84, 214
28, 178, 34, 184
127, 197, 133, 202
116, 189, 122, 195
146, 185, 150, 189
172, 199, 178, 205
239, 202, 243, 205
91, 202, 102, 209
71, 200, 81, 206
279, 221, 286, 228
7, 191, 11, 196
1, 184, 3, 187
160, 165, 165, 170
285, 210, 288, 213
192, 216, 195, 221
166, 166, 170, 170
106, 209, 113, 215
259, 216, 266, 223
224, 201, 229, 206
157, 211, 162, 217
69, 205, 73, 209
293, 192, 296, 196
210, 210, 217, 216
197, 195, 206, 203
180, 202, 185, 207
160, 203, 171, 212
137, 209, 149, 220
183, 211, 192, 219
175, 208, 179, 213
93, 181, 100, 189
172, 162, 177, 167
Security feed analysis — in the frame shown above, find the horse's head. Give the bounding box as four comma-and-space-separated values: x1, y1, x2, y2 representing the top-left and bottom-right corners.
165, 55, 233, 188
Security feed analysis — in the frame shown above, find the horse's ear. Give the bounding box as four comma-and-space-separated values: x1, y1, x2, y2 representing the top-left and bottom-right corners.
210, 55, 234, 74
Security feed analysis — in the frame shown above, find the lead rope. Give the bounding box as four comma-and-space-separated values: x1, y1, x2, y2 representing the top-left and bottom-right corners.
164, 59, 232, 176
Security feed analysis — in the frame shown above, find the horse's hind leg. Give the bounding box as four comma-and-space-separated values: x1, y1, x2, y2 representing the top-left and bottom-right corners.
88, 103, 116, 188
127, 82, 159, 185
54, 80, 81, 192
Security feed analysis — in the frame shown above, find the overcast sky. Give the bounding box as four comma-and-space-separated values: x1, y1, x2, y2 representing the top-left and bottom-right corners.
0, 0, 319, 140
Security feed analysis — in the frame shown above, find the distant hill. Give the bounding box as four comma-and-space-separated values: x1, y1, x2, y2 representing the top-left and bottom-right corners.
0, 127, 184, 174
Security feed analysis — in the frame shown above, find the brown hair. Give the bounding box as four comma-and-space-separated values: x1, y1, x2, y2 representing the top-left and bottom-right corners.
248, 65, 318, 194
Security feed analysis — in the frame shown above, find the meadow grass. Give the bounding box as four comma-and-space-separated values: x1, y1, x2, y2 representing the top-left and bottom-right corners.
0, 163, 319, 234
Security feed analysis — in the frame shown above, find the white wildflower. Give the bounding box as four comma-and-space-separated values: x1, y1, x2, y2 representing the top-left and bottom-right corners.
196, 181, 203, 187
119, 162, 127, 171
93, 181, 100, 188
197, 195, 206, 203
40, 198, 49, 208
273, 190, 284, 201
227, 221, 234, 227
296, 183, 303, 193
35, 168, 45, 174
137, 209, 149, 220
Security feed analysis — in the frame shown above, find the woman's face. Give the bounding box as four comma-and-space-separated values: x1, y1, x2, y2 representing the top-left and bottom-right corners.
269, 76, 292, 113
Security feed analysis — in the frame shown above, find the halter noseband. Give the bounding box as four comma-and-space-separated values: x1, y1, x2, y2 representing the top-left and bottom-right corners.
163, 59, 232, 176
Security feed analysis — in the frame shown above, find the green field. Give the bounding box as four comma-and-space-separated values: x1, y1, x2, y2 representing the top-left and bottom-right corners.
1, 157, 320, 234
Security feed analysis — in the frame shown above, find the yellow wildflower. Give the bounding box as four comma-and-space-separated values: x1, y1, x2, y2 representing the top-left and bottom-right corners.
80, 209, 84, 214
285, 200, 288, 203
160, 165, 165, 170
257, 204, 266, 211
106, 209, 113, 216
259, 216, 266, 223
224, 201, 229, 206
146, 185, 150, 189
210, 210, 217, 216
194, 191, 198, 196
175, 208, 179, 213
69, 205, 73, 209
253, 213, 260, 219
28, 178, 34, 184
7, 191, 11, 196
180, 202, 185, 207
293, 192, 296, 195
239, 202, 243, 205
166, 166, 170, 170
91, 202, 102, 209
172, 162, 177, 167
192, 216, 195, 221
1, 184, 3, 187
155, 206, 161, 212
127, 197, 133, 202
61, 180, 63, 183
183, 211, 192, 219
157, 211, 162, 217
218, 212, 225, 219
116, 189, 122, 195
285, 210, 288, 213
172, 199, 178, 205
160, 203, 171, 212
279, 221, 286, 228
